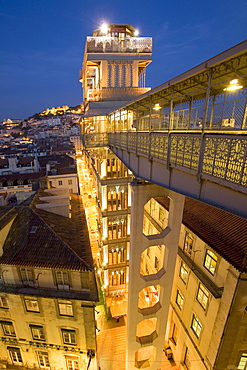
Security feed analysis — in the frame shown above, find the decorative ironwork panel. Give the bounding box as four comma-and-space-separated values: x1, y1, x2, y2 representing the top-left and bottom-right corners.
170, 136, 179, 165
190, 137, 201, 170
202, 137, 218, 175
226, 138, 247, 185
128, 133, 137, 152
120, 132, 127, 149
202, 135, 247, 186
150, 133, 168, 162
169, 134, 200, 169
183, 136, 200, 170
137, 133, 149, 157
212, 138, 231, 179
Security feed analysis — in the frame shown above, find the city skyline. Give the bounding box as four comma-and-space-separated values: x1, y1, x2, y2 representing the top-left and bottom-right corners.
0, 0, 246, 121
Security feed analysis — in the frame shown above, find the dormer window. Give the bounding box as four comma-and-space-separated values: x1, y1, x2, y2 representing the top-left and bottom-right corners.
19, 268, 35, 286
55, 271, 70, 290
30, 226, 37, 234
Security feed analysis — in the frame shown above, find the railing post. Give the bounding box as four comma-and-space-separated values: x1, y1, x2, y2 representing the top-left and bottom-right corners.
241, 96, 247, 129
201, 69, 212, 132
168, 89, 174, 132
197, 69, 212, 180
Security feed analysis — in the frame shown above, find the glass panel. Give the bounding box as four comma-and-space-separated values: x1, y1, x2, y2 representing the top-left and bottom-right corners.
25, 298, 39, 312
58, 301, 73, 316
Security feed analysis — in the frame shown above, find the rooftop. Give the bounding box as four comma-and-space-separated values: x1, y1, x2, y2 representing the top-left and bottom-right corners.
156, 196, 247, 273
0, 189, 94, 272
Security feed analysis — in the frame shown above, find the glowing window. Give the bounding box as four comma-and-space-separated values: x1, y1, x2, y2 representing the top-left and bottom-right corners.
204, 249, 217, 275
37, 351, 50, 368
0, 296, 8, 308
238, 353, 247, 369
179, 261, 189, 284
175, 290, 184, 310
58, 300, 73, 316
191, 314, 202, 338
62, 329, 76, 345
24, 297, 39, 312
196, 283, 209, 310
30, 325, 45, 341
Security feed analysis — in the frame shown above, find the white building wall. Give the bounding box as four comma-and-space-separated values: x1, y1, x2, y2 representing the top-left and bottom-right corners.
126, 182, 184, 370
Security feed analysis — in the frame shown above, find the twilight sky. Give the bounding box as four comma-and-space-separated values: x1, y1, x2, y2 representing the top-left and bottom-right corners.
0, 0, 246, 121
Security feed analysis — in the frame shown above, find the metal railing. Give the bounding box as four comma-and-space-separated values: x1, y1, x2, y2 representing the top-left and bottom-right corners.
88, 87, 150, 102
86, 36, 152, 53
106, 131, 247, 188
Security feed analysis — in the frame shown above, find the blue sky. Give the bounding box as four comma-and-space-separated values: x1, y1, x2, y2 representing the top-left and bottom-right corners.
0, 0, 246, 121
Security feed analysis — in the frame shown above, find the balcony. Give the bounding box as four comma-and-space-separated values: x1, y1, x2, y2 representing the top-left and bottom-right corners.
87, 87, 151, 102
86, 36, 152, 53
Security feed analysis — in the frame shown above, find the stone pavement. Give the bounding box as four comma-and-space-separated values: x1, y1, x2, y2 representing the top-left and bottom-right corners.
95, 305, 179, 370
96, 305, 126, 370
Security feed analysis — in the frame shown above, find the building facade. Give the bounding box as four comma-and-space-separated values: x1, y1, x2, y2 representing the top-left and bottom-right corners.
79, 23, 152, 315
79, 25, 247, 370
0, 188, 98, 369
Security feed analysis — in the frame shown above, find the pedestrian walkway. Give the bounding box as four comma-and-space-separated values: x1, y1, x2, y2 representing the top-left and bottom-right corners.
96, 305, 126, 370
95, 305, 179, 370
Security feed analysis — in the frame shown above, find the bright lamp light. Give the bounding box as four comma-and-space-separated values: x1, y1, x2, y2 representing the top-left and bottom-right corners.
153, 103, 162, 111
100, 23, 108, 35
224, 79, 243, 92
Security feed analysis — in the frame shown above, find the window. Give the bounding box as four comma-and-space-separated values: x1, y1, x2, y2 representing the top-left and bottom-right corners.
109, 270, 126, 286
58, 300, 73, 316
66, 356, 79, 370
55, 271, 70, 289
179, 262, 189, 284
191, 314, 202, 338
108, 218, 127, 240
62, 329, 76, 345
171, 323, 178, 344
8, 347, 22, 364
238, 353, 247, 369
107, 187, 127, 211
108, 247, 126, 265
81, 272, 90, 290
68, 180, 72, 185
24, 297, 40, 312
204, 249, 217, 275
37, 351, 50, 368
184, 231, 194, 255
176, 290, 184, 310
19, 267, 35, 286
30, 226, 37, 234
184, 347, 191, 369
0, 296, 8, 308
58, 180, 63, 186
1, 321, 16, 336
196, 283, 209, 310
30, 325, 45, 341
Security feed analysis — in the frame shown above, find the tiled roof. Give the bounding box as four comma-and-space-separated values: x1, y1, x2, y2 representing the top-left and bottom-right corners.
156, 196, 247, 273
18, 156, 35, 165
0, 158, 8, 168
0, 172, 44, 183
0, 191, 93, 272
38, 155, 75, 170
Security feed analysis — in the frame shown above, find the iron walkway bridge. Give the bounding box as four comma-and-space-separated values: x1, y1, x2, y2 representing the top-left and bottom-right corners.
82, 40, 247, 218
